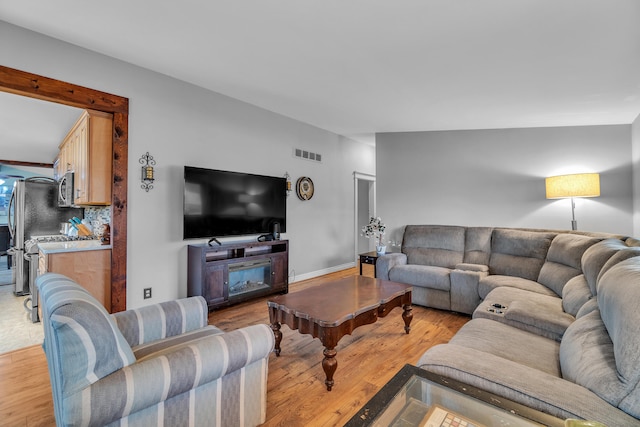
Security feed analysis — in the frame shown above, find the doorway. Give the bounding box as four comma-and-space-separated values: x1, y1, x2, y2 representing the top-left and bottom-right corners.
354, 172, 376, 261
0, 65, 129, 314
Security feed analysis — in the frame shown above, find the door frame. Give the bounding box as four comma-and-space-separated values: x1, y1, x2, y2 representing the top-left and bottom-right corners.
0, 65, 129, 312
353, 171, 376, 262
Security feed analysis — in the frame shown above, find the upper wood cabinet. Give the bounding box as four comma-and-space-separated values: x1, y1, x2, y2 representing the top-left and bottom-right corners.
56, 110, 113, 205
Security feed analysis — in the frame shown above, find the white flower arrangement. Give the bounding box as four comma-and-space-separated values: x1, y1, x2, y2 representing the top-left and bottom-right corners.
362, 216, 386, 246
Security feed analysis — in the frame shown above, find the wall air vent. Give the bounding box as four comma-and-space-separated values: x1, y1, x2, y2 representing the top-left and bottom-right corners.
294, 148, 322, 163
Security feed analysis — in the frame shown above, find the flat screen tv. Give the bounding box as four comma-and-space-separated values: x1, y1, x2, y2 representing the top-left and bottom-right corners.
183, 166, 287, 239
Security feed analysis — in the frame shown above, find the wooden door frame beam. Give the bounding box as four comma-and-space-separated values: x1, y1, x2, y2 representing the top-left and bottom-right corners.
0, 65, 128, 312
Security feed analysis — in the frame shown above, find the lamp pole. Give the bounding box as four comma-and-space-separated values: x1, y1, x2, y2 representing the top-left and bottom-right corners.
570, 197, 577, 230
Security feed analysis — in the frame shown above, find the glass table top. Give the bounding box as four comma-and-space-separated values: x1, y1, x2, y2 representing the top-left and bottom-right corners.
346, 365, 564, 427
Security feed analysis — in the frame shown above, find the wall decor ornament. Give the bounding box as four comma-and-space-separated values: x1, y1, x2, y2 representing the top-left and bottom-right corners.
139, 152, 156, 192
296, 176, 314, 200
284, 172, 292, 196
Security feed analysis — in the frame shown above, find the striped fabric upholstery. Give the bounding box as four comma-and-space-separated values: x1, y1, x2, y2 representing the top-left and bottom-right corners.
64, 325, 274, 426
112, 296, 209, 347
38, 274, 135, 399
131, 325, 224, 360
37, 273, 275, 427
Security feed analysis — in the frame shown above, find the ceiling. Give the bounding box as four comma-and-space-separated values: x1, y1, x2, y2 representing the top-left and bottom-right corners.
0, 92, 83, 164
1, 0, 639, 154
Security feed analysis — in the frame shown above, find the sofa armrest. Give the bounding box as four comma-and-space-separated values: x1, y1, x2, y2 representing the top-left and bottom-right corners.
454, 263, 489, 273
450, 267, 489, 314
112, 296, 209, 346
65, 324, 275, 427
376, 253, 407, 280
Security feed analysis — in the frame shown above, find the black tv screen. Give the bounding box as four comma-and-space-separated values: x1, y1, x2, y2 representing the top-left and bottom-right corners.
183, 166, 287, 239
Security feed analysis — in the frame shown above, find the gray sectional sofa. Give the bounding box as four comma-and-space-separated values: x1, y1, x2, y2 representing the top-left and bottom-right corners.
376, 225, 640, 425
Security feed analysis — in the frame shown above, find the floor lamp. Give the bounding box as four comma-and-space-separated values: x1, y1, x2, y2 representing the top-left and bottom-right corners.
545, 173, 600, 230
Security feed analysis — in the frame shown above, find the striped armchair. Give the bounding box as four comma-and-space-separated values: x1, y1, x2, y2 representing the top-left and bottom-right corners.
37, 273, 274, 427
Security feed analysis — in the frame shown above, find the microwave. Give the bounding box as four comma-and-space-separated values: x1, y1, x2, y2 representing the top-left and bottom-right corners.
58, 171, 74, 207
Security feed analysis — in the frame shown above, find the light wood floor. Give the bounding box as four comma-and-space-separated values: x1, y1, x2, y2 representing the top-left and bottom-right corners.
0, 265, 469, 427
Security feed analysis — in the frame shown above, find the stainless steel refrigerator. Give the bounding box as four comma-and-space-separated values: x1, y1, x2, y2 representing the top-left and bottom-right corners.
7, 177, 83, 295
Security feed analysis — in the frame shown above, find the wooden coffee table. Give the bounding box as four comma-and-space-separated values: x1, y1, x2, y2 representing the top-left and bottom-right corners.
267, 276, 412, 391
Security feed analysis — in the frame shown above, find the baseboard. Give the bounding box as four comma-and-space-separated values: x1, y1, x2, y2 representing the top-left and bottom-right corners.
290, 262, 356, 283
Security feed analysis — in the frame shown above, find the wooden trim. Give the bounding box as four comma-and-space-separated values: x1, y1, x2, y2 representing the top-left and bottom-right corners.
0, 159, 54, 168
0, 66, 129, 113
111, 111, 128, 312
0, 65, 128, 312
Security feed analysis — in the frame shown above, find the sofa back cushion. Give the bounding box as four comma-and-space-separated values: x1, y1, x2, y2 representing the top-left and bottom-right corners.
581, 239, 629, 296
37, 274, 136, 398
537, 234, 601, 296
488, 229, 555, 280
462, 227, 493, 265
562, 275, 592, 316
560, 258, 640, 418
403, 225, 465, 268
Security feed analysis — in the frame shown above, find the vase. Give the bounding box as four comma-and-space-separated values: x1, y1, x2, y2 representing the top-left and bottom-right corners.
376, 245, 387, 256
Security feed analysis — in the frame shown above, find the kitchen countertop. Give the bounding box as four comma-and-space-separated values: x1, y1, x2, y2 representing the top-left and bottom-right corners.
38, 240, 111, 254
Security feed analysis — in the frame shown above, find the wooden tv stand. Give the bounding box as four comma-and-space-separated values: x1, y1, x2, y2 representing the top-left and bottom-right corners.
187, 239, 289, 310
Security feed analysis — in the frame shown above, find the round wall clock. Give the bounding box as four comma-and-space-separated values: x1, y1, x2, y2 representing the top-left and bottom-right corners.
296, 176, 314, 200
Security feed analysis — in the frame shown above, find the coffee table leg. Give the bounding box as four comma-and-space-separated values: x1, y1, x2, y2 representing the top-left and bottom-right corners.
402, 304, 413, 334
322, 347, 337, 391
271, 322, 282, 356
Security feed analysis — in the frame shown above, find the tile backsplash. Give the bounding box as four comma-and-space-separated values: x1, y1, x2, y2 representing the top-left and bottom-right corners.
84, 207, 111, 227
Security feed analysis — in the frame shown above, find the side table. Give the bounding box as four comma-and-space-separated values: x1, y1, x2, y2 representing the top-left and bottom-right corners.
359, 251, 386, 278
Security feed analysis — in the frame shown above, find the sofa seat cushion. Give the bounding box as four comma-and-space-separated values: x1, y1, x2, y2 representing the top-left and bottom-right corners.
474, 287, 574, 341
132, 325, 225, 361
447, 318, 561, 377
389, 264, 451, 291
478, 275, 557, 299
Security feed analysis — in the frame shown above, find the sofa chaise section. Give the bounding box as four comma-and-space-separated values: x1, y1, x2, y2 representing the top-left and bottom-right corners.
475, 238, 640, 341
37, 273, 274, 427
417, 257, 640, 424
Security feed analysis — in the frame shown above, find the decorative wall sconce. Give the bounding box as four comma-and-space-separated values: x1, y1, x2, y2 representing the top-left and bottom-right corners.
545, 173, 600, 230
139, 152, 156, 192
284, 172, 292, 196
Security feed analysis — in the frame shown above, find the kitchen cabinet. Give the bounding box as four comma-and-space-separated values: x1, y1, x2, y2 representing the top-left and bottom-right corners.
38, 243, 112, 312
54, 136, 73, 180
188, 240, 289, 310
56, 109, 113, 205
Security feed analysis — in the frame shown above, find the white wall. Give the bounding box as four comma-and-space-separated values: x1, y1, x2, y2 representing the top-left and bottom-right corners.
632, 113, 640, 235
1, 21, 375, 308
377, 125, 633, 244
